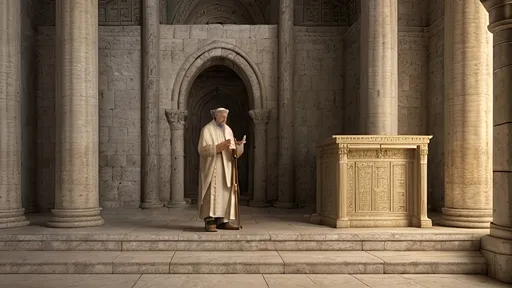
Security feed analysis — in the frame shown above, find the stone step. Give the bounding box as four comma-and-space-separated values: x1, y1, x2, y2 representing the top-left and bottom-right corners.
0, 232, 483, 251
0, 251, 486, 274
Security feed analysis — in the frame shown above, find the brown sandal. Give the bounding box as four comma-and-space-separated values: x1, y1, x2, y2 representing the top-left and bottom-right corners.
205, 220, 217, 232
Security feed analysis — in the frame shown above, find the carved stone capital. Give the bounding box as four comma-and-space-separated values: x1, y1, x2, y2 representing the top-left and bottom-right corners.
165, 109, 187, 129
249, 109, 271, 125
419, 144, 428, 156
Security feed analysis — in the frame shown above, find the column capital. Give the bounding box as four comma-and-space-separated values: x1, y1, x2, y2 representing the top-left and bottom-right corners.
481, 0, 512, 33
249, 109, 271, 125
165, 109, 187, 129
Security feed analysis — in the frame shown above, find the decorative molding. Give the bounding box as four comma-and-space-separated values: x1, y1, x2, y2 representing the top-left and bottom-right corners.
165, 109, 188, 129
249, 109, 271, 125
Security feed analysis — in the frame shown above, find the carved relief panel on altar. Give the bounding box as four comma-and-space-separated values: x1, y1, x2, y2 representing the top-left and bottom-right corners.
346, 150, 412, 214
314, 135, 432, 228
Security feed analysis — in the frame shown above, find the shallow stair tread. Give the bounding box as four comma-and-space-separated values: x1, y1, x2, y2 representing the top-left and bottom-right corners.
0, 250, 486, 265
171, 251, 282, 264
367, 251, 487, 263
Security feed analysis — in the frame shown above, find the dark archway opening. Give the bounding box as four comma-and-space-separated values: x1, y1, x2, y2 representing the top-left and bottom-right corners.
185, 65, 253, 203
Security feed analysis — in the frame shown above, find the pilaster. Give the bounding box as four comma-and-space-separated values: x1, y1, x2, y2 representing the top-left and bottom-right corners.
165, 109, 188, 208
479, 0, 512, 283
140, 0, 162, 209
275, 0, 298, 209
249, 109, 271, 207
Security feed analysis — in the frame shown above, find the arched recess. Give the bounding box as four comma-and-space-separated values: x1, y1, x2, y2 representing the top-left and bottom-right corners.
170, 0, 267, 25
185, 80, 252, 200
171, 40, 266, 203
171, 40, 266, 110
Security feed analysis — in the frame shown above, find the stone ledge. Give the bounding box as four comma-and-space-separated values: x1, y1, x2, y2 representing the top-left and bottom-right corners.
0, 239, 481, 252
0, 232, 484, 251
0, 251, 487, 274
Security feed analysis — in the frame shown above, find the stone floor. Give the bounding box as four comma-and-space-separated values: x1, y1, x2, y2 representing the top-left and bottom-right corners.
1, 206, 489, 236
0, 274, 509, 287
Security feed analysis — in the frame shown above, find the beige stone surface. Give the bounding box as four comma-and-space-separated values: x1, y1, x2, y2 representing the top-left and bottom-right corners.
140, 0, 162, 209
48, 0, 104, 228
0, 0, 29, 229
442, 0, 493, 229
480, 0, 512, 283
170, 251, 284, 273
360, 0, 398, 135
314, 136, 432, 228
275, 0, 297, 208
0, 274, 509, 288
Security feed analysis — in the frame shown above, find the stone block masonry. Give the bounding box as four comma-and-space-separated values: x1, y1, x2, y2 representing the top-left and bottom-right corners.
36, 26, 142, 210
158, 25, 279, 203
294, 26, 345, 205
98, 27, 142, 208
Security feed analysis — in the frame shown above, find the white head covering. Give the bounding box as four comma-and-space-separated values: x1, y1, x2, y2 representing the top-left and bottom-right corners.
210, 107, 229, 118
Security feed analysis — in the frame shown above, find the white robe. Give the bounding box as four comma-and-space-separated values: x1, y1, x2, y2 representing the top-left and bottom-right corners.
197, 120, 244, 221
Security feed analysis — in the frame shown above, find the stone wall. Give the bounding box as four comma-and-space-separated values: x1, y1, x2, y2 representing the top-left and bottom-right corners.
158, 25, 279, 203
427, 0, 445, 211
98, 27, 142, 208
294, 27, 345, 205
398, 28, 428, 135
36, 26, 142, 210
21, 0, 39, 212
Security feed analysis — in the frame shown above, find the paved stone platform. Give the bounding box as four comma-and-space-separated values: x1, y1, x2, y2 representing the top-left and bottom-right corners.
0, 207, 492, 275
0, 207, 489, 252
0, 274, 509, 288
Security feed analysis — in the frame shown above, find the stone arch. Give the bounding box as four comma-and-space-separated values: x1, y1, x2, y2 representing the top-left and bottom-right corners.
170, 0, 267, 25
171, 40, 266, 111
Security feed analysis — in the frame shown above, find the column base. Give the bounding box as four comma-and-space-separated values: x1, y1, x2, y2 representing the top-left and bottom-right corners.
0, 208, 29, 229
273, 201, 298, 209
440, 207, 492, 228
412, 217, 433, 228
139, 201, 164, 209
480, 223, 512, 284
165, 200, 189, 208
309, 213, 321, 225
47, 207, 105, 228
249, 200, 272, 208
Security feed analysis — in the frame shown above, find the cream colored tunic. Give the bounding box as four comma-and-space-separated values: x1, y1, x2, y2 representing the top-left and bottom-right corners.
198, 120, 244, 221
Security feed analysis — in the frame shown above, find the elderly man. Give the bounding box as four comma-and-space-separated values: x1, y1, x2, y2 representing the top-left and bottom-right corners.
198, 107, 245, 232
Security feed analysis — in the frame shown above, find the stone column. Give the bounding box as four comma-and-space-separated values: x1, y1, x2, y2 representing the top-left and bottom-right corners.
359, 0, 398, 135
165, 110, 188, 208
47, 0, 104, 228
442, 0, 493, 228
275, 0, 297, 209
0, 0, 29, 229
480, 0, 512, 283
249, 109, 271, 207
140, 0, 162, 209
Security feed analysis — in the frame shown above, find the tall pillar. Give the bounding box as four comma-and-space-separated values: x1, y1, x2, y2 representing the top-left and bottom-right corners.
165, 110, 188, 208
140, 0, 162, 209
249, 109, 271, 207
480, 0, 512, 283
442, 0, 493, 228
360, 0, 398, 135
47, 0, 104, 228
0, 0, 29, 229
275, 0, 297, 209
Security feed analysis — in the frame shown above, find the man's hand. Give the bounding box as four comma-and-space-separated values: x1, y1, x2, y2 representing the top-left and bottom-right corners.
215, 140, 231, 153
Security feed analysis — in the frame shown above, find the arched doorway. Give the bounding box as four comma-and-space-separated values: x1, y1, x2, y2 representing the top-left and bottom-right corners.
184, 66, 253, 202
